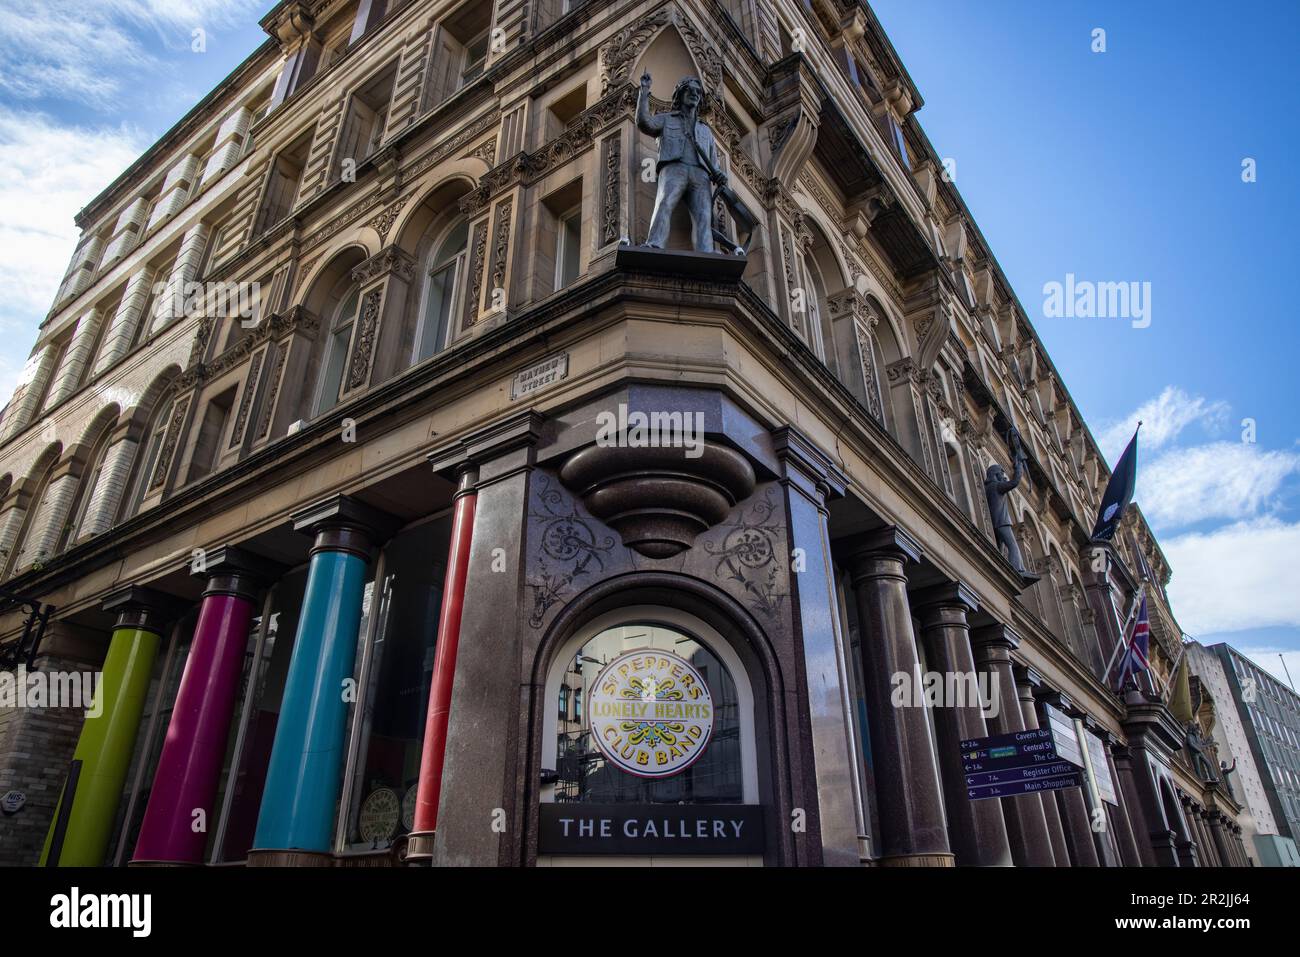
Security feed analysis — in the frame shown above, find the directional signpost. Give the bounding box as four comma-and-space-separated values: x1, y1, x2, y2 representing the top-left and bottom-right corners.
960, 727, 1083, 801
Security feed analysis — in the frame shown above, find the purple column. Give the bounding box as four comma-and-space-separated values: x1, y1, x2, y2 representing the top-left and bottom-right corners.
131, 547, 281, 865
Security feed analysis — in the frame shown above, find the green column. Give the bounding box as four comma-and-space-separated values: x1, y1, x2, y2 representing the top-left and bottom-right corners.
40, 587, 178, 866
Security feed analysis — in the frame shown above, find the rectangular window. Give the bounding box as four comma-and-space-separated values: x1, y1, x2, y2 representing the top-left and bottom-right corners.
187, 387, 236, 483
461, 31, 488, 86
255, 131, 312, 236
555, 207, 582, 291
335, 68, 397, 182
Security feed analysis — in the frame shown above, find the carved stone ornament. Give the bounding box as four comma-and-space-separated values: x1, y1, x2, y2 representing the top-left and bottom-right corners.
559, 440, 756, 559
351, 245, 417, 286
599, 6, 723, 97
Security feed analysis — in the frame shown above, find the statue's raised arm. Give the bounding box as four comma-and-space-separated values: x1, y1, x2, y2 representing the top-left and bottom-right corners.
636, 72, 665, 136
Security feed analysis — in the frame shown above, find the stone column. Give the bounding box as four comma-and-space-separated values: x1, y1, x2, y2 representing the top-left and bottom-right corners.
429, 412, 544, 867
1032, 688, 1101, 867
773, 427, 867, 866
40, 587, 182, 866
131, 547, 282, 865
970, 624, 1056, 866
1207, 810, 1235, 868
248, 496, 397, 866
1102, 736, 1146, 866
845, 528, 953, 866
911, 582, 1012, 866
1014, 668, 1072, 866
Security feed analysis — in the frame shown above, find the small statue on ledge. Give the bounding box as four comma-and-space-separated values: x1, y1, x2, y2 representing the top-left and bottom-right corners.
636, 72, 726, 253
1185, 722, 1218, 783
984, 426, 1037, 581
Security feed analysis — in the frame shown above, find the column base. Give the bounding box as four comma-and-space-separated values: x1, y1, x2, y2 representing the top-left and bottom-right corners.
245, 848, 334, 867
879, 852, 956, 867
404, 830, 436, 863
127, 859, 198, 867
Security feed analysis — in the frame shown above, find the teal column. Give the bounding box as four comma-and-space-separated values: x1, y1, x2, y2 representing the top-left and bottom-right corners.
249, 496, 396, 866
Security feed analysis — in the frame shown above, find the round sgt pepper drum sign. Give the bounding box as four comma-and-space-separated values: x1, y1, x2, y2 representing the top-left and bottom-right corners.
589, 649, 714, 778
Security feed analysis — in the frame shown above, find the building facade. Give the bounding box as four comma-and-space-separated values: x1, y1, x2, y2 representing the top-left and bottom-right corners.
0, 0, 1256, 867
1205, 643, 1300, 865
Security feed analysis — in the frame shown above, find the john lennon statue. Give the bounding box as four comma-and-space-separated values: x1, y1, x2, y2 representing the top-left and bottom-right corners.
984, 426, 1036, 579
636, 71, 727, 252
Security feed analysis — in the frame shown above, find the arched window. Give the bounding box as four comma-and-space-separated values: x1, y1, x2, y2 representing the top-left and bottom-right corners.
313, 281, 362, 417
62, 420, 115, 549
7, 447, 61, 575
122, 391, 175, 521
413, 219, 468, 364
542, 610, 758, 807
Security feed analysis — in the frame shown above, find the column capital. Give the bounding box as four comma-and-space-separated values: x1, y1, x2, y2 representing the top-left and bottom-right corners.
840, 525, 924, 566
910, 580, 979, 614
189, 544, 286, 600
771, 425, 848, 501
292, 494, 401, 558
429, 409, 545, 479
102, 585, 186, 634
970, 622, 1022, 652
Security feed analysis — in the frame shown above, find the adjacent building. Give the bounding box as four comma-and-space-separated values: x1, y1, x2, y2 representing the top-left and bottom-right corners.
0, 0, 1259, 867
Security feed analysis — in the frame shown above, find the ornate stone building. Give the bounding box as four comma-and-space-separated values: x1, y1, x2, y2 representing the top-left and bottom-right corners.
0, 0, 1252, 867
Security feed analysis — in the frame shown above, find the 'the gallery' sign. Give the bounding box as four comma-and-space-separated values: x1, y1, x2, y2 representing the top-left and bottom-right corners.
538, 804, 764, 855
589, 649, 714, 778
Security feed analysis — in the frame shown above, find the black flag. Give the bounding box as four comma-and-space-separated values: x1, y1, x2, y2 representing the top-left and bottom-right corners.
1091, 424, 1139, 542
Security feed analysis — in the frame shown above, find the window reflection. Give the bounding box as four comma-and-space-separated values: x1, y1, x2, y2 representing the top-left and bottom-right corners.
551, 623, 742, 805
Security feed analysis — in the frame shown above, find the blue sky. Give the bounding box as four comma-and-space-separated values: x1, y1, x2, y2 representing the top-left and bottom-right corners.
0, 1, 1296, 686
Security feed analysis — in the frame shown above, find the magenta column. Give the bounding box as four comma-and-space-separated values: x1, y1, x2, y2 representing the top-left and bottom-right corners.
131, 546, 281, 865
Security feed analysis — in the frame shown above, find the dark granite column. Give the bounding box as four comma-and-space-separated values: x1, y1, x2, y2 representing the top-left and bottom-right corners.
1104, 739, 1147, 866
773, 427, 866, 866
912, 582, 1012, 866
970, 624, 1055, 866
1014, 668, 1071, 867
1031, 688, 1101, 867
1208, 811, 1235, 868
846, 528, 953, 867
429, 412, 543, 867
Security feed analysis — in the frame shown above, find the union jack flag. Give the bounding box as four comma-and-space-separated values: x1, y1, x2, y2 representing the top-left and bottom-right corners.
1114, 597, 1152, 691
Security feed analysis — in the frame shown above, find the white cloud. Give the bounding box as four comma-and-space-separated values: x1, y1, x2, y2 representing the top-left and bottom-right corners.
1099, 385, 1229, 463
1164, 518, 1300, 634
0, 107, 148, 398
1137, 441, 1300, 528
0, 0, 264, 107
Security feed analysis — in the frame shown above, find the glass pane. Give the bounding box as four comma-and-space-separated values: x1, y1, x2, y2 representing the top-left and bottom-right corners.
558, 213, 581, 288
315, 326, 351, 415
218, 567, 308, 861
417, 263, 456, 363
552, 622, 743, 805
345, 516, 451, 850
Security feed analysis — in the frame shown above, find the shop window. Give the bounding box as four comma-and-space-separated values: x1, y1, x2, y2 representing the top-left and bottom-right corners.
216, 566, 310, 861
106, 615, 196, 865
340, 515, 451, 852
543, 616, 754, 806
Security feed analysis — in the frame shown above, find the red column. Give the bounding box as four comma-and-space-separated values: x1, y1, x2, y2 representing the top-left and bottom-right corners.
407, 465, 478, 862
